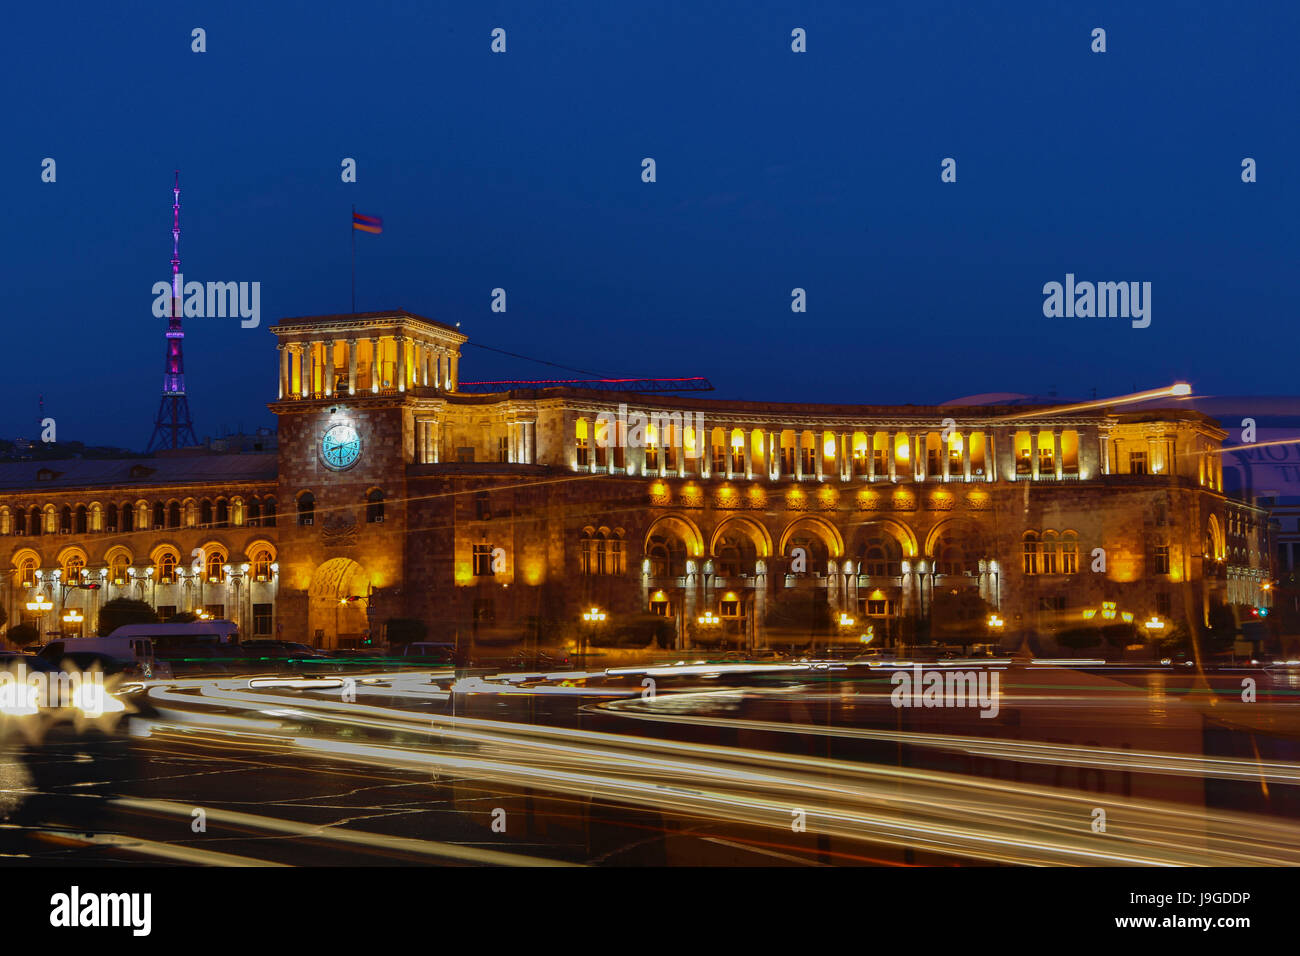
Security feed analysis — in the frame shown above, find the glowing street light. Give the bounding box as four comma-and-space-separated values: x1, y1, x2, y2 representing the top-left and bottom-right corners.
697, 610, 720, 626
987, 614, 1004, 630
582, 607, 607, 623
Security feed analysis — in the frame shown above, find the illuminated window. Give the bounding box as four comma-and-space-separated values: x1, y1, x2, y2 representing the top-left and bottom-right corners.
1061, 431, 1079, 475
1130, 451, 1148, 475
1060, 532, 1078, 574
1022, 532, 1040, 575
19, 558, 36, 588
1037, 432, 1055, 474
1040, 531, 1058, 574
1015, 432, 1032, 475
110, 553, 130, 585
1154, 545, 1170, 574
205, 550, 226, 582
251, 549, 273, 581
576, 418, 590, 467
579, 530, 593, 575
473, 544, 495, 576
158, 552, 177, 583
63, 553, 85, 583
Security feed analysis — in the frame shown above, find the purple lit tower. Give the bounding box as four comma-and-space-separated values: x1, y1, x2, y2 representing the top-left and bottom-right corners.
146, 171, 200, 452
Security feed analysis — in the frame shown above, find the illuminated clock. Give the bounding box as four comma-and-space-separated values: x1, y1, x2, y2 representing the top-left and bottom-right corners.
321, 423, 362, 470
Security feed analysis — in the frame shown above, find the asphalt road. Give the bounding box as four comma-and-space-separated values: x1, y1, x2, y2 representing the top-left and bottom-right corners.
2, 659, 1299, 866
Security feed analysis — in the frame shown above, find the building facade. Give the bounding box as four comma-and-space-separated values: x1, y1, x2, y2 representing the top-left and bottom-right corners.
0, 310, 1272, 653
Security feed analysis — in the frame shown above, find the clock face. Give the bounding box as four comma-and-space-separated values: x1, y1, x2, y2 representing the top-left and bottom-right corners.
321, 423, 362, 470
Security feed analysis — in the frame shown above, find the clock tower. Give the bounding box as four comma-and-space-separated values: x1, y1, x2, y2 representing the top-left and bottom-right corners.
267, 310, 467, 646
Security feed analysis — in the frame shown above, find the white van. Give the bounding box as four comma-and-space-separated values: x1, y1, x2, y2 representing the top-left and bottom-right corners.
37, 635, 173, 679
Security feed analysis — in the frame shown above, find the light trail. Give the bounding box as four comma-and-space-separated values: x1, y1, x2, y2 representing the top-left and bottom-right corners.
119, 672, 1300, 866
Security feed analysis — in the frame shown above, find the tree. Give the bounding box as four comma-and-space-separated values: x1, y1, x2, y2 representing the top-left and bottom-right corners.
170, 611, 199, 624
385, 618, 427, 646
7, 624, 40, 649
928, 588, 994, 650
97, 598, 157, 636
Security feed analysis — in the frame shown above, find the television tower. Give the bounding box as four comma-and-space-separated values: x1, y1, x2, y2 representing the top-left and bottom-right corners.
145, 171, 199, 452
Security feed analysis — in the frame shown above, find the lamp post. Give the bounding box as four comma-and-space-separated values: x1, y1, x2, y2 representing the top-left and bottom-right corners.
580, 606, 606, 668
25, 596, 53, 641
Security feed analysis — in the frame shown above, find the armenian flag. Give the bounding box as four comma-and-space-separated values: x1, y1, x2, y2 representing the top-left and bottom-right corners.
352, 211, 383, 234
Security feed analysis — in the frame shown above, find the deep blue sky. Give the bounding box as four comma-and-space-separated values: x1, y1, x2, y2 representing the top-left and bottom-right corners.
6, 1, 1296, 450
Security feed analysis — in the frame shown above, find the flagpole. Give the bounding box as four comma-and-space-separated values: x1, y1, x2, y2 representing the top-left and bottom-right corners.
351, 204, 356, 313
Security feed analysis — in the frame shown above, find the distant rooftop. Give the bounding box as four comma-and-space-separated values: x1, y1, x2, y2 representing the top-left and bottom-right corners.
0, 454, 277, 492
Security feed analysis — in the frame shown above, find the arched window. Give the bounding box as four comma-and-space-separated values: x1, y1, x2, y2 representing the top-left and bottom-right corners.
74, 505, 88, 534
1022, 532, 1040, 575
366, 489, 385, 523
60, 506, 72, 533
647, 534, 685, 578
28, 506, 41, 537
264, 497, 277, 527
716, 532, 756, 577
63, 553, 85, 583
105, 503, 118, 533
860, 536, 902, 577
1060, 532, 1079, 574
608, 529, 624, 576
168, 501, 181, 528
251, 549, 273, 581
120, 502, 133, 533
153, 502, 165, 529
1041, 531, 1059, 574
297, 492, 315, 526
579, 529, 594, 575
247, 499, 262, 527
19, 558, 36, 588
594, 530, 608, 575
110, 553, 130, 585
200, 499, 213, 527
157, 552, 177, 583
216, 499, 229, 528
205, 550, 227, 583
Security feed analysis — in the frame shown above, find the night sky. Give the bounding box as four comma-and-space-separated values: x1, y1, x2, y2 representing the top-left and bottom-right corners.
7, 1, 1296, 451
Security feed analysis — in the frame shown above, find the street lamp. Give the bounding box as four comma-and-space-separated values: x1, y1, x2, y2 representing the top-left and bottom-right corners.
579, 607, 606, 667
61, 608, 84, 637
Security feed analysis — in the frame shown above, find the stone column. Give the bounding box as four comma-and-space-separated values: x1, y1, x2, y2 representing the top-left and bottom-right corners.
396, 336, 408, 391
888, 431, 897, 481
766, 431, 777, 479
815, 433, 825, 481
963, 432, 972, 481
1053, 430, 1063, 478
743, 430, 753, 479
795, 433, 804, 481
676, 425, 686, 478
838, 433, 848, 481
868, 432, 877, 480
449, 351, 459, 392
370, 337, 382, 393
298, 345, 310, 398
324, 339, 336, 397
347, 339, 358, 395
278, 344, 288, 399
524, 421, 535, 464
